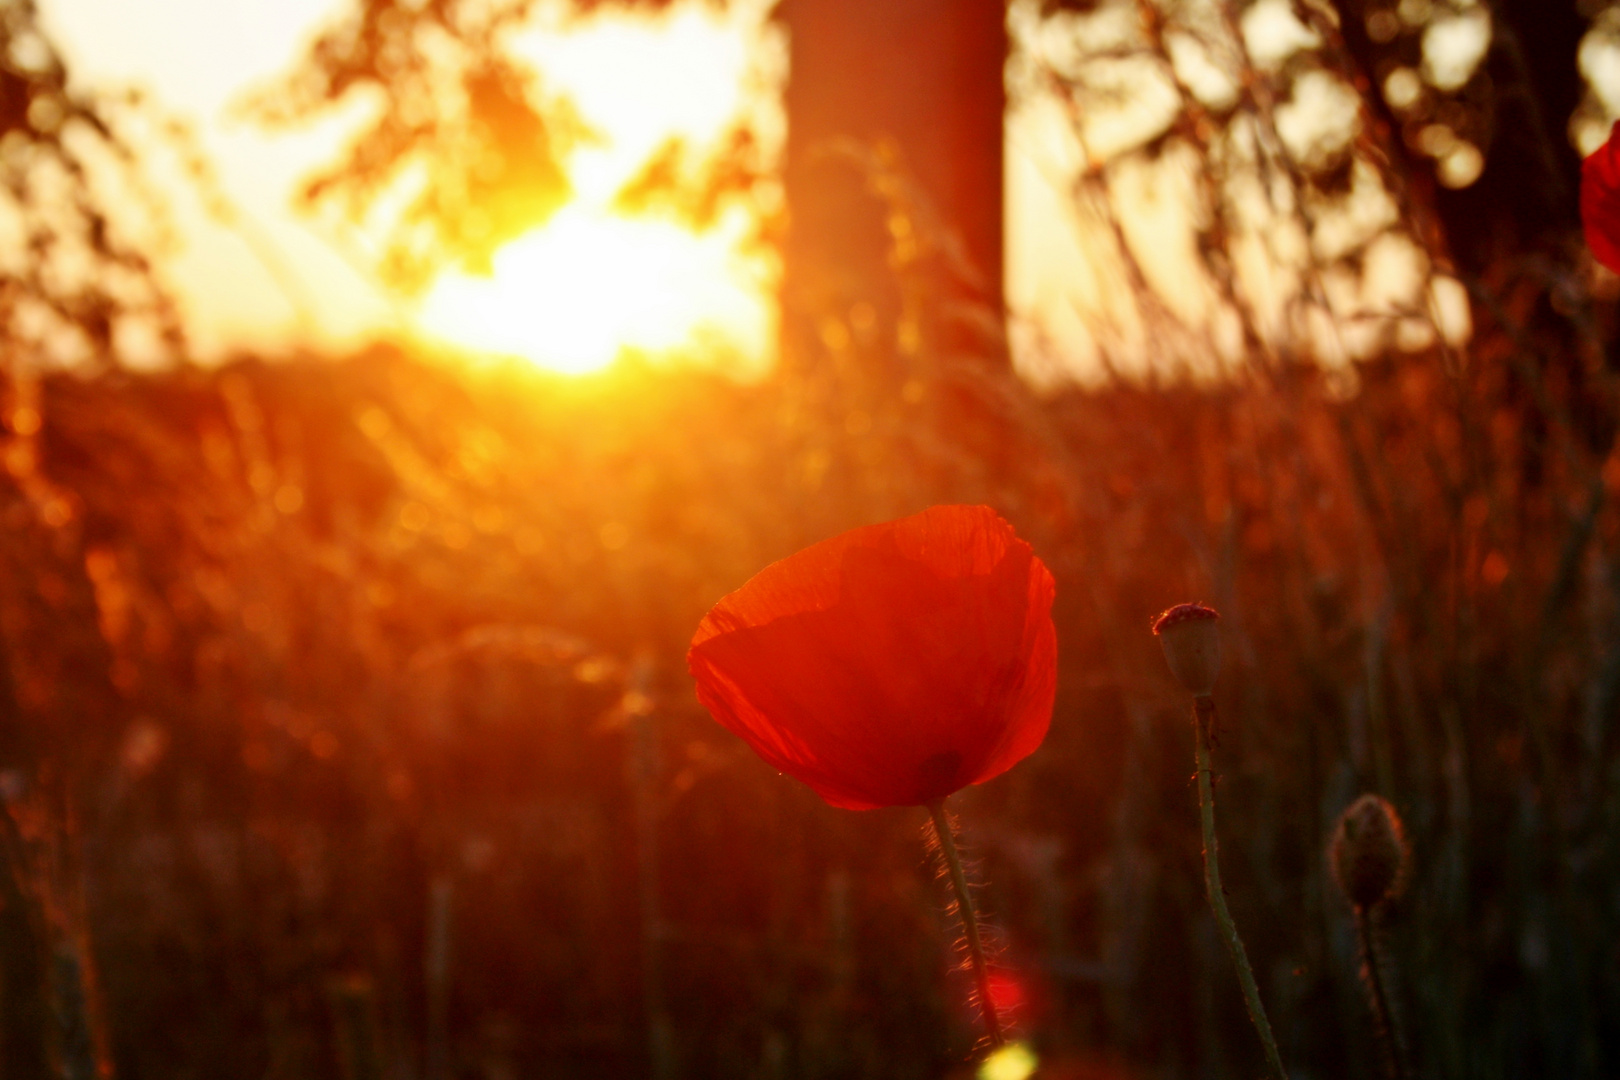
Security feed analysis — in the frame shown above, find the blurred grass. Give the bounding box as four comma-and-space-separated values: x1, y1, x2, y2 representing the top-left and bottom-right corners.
0, 290, 1617, 1078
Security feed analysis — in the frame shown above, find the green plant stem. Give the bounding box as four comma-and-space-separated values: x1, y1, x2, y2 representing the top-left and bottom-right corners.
926, 799, 1004, 1049
1354, 908, 1409, 1080
1193, 695, 1287, 1080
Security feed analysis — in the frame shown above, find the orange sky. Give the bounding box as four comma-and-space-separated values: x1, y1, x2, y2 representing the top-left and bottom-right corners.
38, 0, 1540, 380
41, 0, 788, 372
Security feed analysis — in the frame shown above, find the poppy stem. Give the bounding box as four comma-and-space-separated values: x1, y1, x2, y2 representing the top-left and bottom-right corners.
1354, 906, 1409, 1080
1193, 695, 1287, 1080
926, 799, 1004, 1050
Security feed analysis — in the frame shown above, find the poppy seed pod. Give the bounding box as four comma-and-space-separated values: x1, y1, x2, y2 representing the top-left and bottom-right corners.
687, 505, 1057, 810
1152, 602, 1221, 697
1330, 794, 1409, 912
1583, 120, 1620, 273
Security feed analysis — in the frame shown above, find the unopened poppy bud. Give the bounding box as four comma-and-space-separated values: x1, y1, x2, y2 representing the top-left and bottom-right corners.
1330, 794, 1409, 912
1152, 602, 1221, 697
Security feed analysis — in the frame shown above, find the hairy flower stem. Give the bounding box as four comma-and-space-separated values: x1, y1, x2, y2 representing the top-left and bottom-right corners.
1354, 908, 1409, 1080
926, 799, 1004, 1049
1193, 695, 1286, 1080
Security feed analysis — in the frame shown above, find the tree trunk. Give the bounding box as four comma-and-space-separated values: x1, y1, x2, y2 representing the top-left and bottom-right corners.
777, 0, 1008, 367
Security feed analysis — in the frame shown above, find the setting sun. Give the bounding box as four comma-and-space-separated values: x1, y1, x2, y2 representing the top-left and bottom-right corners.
416, 205, 772, 375
413, 2, 780, 375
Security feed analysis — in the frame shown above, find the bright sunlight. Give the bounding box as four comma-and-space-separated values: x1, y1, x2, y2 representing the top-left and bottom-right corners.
414, 3, 780, 375
417, 205, 771, 375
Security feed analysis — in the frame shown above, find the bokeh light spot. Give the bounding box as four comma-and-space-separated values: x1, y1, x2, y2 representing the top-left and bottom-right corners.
979, 1041, 1039, 1080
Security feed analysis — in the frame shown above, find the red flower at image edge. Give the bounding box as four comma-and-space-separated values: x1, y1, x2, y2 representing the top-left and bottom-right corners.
687, 504, 1058, 810
1582, 120, 1620, 273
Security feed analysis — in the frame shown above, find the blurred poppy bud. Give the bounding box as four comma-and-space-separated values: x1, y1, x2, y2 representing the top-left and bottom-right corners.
1583, 120, 1620, 273
1330, 794, 1409, 912
1152, 602, 1221, 698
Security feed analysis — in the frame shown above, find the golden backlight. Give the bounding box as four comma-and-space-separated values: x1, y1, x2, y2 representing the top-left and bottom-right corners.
414, 4, 779, 376
418, 206, 769, 375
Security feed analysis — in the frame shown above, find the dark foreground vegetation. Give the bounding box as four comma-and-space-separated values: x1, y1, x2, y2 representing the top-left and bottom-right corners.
3, 304, 1619, 1078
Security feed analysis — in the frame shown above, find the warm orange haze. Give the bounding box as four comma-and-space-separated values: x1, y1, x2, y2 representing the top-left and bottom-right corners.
413, 4, 781, 374
45, 0, 782, 372
6, 2, 1620, 1079
37, 0, 1477, 380
418, 204, 771, 374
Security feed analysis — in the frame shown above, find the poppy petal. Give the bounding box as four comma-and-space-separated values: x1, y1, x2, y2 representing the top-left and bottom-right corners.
1582, 120, 1620, 273
688, 505, 1057, 809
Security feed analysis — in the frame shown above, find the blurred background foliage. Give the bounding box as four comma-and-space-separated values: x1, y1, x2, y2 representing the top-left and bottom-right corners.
2, 0, 1620, 1078
0, 0, 179, 367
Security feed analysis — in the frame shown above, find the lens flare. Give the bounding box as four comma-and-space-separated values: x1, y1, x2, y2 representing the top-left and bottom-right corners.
979, 1041, 1038, 1080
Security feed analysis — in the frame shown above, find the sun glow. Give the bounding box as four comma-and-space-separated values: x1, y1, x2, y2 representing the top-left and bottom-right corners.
413, 2, 781, 376
418, 205, 771, 375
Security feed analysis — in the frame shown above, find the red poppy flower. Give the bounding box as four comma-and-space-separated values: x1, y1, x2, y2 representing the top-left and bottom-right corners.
687, 505, 1057, 810
1582, 120, 1620, 273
